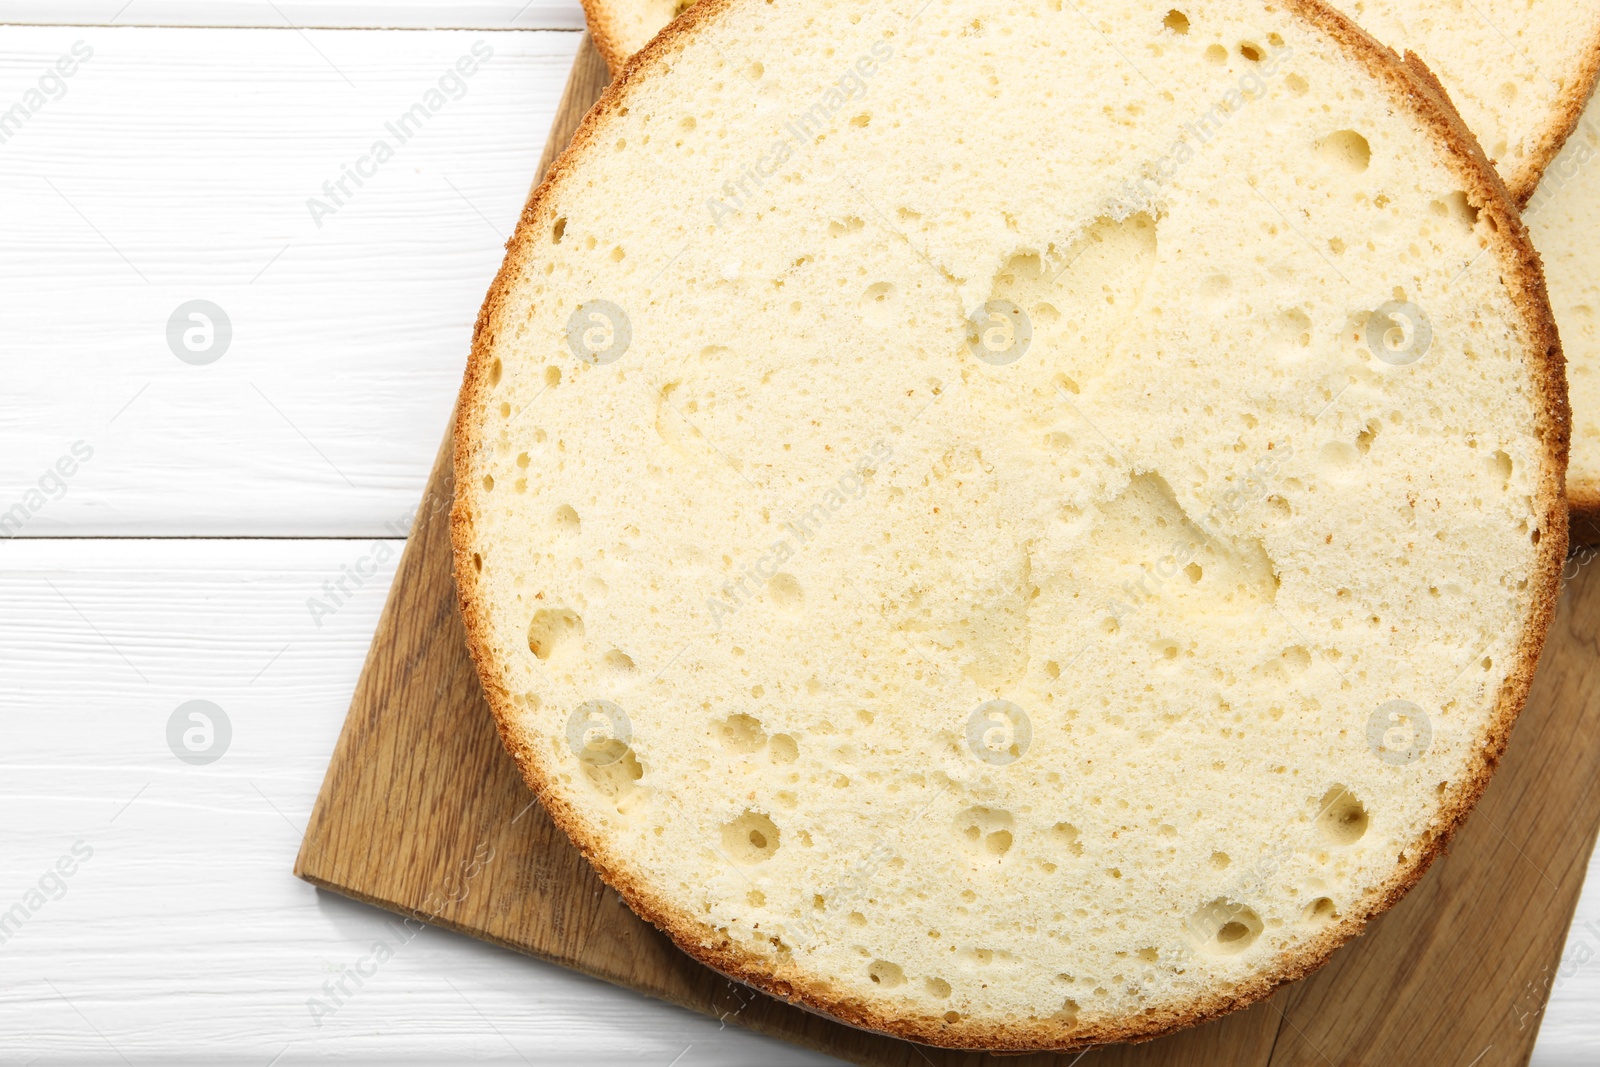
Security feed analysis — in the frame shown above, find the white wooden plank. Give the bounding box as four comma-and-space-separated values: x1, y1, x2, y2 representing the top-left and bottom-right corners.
1534, 859, 1600, 1064
0, 1, 585, 30
0, 26, 578, 537
0, 537, 840, 1065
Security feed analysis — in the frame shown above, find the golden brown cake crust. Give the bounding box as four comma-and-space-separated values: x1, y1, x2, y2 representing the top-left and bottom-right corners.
1504, 14, 1600, 206
1570, 483, 1600, 540
577, 0, 635, 74
450, 0, 1571, 1048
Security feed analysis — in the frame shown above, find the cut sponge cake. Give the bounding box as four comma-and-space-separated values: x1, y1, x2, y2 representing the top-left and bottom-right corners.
1526, 95, 1600, 526
581, 0, 1600, 203
1350, 1, 1600, 201
454, 0, 1569, 1049
580, 0, 685, 72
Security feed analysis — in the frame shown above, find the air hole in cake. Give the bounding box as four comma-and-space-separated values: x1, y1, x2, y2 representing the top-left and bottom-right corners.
1286, 72, 1309, 94
868, 960, 905, 987
1487, 450, 1513, 488
483, 474, 495, 492
1210, 851, 1230, 870
1319, 441, 1359, 481
986, 215, 1155, 383
721, 811, 780, 864
769, 734, 799, 763
1188, 898, 1263, 955
1316, 785, 1369, 845
602, 649, 636, 677
1445, 191, 1480, 229
1200, 273, 1231, 301
717, 712, 768, 753
1052, 822, 1085, 856
1204, 43, 1226, 63
860, 282, 896, 327
553, 504, 581, 534
851, 112, 871, 128
552, 217, 566, 244
768, 572, 803, 610
528, 607, 584, 661
545, 365, 561, 387
1057, 997, 1080, 1023
926, 976, 952, 998
1277, 307, 1312, 352
581, 745, 645, 815
1238, 41, 1263, 62
1185, 562, 1203, 583
955, 807, 1015, 863
1163, 9, 1188, 33
1316, 129, 1371, 173
1304, 896, 1337, 923
488, 358, 502, 386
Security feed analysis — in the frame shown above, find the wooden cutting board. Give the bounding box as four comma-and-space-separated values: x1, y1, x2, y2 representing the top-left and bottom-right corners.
294, 33, 1600, 1067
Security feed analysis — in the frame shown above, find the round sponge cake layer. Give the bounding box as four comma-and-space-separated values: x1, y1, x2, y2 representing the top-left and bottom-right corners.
454, 0, 1568, 1049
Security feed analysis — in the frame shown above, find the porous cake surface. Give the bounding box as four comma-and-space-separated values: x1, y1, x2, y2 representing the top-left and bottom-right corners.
581, 0, 685, 71
454, 0, 1568, 1048
1332, 0, 1600, 200
581, 0, 1600, 202
1526, 94, 1600, 524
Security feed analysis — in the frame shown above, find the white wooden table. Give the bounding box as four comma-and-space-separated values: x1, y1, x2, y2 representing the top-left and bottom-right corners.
0, 4, 1595, 1062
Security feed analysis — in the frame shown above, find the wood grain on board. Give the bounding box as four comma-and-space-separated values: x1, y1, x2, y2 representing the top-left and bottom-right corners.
294, 34, 1600, 1067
